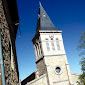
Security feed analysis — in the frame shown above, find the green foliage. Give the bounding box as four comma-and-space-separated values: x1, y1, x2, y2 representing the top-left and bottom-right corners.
80, 58, 85, 74
77, 32, 85, 56
78, 58, 85, 85
78, 74, 85, 85
77, 32, 85, 85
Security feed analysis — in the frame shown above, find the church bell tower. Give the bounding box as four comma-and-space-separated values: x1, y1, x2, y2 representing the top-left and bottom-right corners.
32, 2, 72, 85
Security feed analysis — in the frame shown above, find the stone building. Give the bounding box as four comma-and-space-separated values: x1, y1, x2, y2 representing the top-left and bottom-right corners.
22, 2, 79, 85
0, 0, 19, 85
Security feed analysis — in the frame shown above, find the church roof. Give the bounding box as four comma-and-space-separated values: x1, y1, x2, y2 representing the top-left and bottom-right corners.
36, 2, 57, 33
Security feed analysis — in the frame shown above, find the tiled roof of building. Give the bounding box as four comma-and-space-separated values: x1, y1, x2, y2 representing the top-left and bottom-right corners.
36, 2, 57, 33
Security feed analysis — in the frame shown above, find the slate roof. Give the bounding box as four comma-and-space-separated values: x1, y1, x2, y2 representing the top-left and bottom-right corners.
36, 2, 57, 33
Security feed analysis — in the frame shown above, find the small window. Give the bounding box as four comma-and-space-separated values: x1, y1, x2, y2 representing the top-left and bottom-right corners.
56, 38, 58, 40
55, 67, 61, 73
43, 13, 46, 17
45, 38, 48, 40
51, 38, 53, 40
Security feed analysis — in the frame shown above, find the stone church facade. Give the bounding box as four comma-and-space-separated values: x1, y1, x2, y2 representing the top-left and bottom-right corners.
22, 2, 79, 85
0, 0, 19, 85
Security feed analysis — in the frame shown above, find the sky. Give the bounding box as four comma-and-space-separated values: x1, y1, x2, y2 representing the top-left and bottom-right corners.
16, 0, 85, 81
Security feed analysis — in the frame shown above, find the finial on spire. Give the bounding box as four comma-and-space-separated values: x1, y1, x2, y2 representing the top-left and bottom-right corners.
39, 1, 41, 6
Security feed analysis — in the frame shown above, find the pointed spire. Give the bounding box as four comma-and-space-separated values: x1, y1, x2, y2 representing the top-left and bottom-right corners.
39, 1, 41, 6
36, 2, 57, 33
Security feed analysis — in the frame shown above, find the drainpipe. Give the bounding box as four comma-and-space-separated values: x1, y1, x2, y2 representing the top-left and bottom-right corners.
19, 79, 21, 85
0, 29, 6, 85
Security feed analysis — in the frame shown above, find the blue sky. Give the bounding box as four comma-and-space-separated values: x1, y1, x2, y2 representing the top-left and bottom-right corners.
16, 0, 85, 81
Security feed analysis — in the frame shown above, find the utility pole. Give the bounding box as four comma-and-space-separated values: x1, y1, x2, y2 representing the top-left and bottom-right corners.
0, 29, 6, 85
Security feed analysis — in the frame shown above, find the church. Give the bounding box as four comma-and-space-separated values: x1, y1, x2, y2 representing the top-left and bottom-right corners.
22, 2, 79, 85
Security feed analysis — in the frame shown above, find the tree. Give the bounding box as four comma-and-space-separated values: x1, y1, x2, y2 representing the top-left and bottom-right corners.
78, 32, 85, 56
77, 32, 85, 85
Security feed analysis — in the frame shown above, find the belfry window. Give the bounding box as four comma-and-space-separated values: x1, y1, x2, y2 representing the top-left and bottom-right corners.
35, 45, 39, 57
56, 38, 60, 50
46, 41, 50, 51
51, 42, 55, 50
38, 44, 40, 56
40, 43, 42, 55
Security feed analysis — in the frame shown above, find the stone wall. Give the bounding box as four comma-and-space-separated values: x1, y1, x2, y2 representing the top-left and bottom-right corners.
44, 55, 70, 85
0, 0, 19, 84
71, 73, 79, 85
26, 74, 47, 85
36, 59, 46, 76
